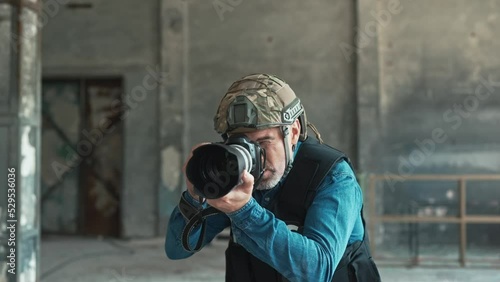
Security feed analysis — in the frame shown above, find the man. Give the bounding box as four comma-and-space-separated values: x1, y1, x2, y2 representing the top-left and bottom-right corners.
165, 74, 381, 281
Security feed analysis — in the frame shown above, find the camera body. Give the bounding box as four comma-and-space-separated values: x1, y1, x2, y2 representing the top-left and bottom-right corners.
185, 135, 266, 199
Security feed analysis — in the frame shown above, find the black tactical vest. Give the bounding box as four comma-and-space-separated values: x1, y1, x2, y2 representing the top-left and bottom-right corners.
224, 137, 381, 282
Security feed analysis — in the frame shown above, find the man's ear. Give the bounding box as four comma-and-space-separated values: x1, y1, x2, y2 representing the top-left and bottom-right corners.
291, 119, 301, 145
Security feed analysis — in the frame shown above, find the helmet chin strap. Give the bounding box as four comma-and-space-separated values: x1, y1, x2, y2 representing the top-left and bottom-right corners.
281, 125, 294, 178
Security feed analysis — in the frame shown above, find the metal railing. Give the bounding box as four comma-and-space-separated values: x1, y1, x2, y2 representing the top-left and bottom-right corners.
367, 174, 500, 267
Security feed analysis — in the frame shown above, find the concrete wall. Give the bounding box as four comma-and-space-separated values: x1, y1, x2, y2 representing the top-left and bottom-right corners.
38, 0, 500, 245
40, 0, 359, 238
358, 0, 500, 247
41, 0, 160, 238
360, 0, 500, 174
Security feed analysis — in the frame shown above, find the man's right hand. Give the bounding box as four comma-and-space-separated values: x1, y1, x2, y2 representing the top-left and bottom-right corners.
183, 143, 211, 201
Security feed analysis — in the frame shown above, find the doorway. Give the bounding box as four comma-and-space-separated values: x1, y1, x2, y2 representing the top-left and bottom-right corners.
41, 78, 124, 237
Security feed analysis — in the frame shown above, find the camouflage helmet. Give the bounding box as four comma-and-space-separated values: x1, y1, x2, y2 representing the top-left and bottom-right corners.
214, 73, 308, 140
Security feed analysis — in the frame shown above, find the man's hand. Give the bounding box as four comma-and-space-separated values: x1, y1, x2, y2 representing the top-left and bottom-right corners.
207, 170, 254, 214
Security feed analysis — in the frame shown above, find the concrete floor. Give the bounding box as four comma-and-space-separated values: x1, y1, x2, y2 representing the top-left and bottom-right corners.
41, 235, 500, 282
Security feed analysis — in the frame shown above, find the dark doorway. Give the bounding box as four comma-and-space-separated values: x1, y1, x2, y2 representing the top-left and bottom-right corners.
41, 78, 123, 237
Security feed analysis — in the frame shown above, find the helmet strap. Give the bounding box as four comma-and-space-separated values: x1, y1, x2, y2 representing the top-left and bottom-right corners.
307, 122, 324, 144
281, 125, 294, 177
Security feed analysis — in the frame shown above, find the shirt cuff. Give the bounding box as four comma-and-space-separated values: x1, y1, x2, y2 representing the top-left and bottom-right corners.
182, 191, 206, 208
226, 198, 262, 229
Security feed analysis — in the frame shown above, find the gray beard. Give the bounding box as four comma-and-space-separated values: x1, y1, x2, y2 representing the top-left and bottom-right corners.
255, 173, 282, 190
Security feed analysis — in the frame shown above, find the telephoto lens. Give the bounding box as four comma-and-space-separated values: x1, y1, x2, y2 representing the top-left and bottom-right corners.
185, 135, 266, 199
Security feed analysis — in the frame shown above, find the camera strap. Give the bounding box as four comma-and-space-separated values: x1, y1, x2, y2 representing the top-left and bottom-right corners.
179, 195, 222, 252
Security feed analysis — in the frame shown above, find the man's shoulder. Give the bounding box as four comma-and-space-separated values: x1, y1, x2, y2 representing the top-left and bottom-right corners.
318, 160, 360, 199
296, 138, 355, 178
331, 159, 355, 177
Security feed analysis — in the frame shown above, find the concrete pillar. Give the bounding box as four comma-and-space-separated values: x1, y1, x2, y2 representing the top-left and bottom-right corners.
157, 0, 188, 234
0, 0, 41, 281
357, 0, 382, 174
356, 0, 383, 250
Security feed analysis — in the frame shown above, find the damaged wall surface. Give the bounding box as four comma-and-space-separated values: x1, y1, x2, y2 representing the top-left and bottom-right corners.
0, 0, 42, 281
36, 0, 500, 250
358, 0, 500, 249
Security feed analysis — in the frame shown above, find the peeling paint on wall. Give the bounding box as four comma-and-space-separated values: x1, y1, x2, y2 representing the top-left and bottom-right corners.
161, 146, 181, 191
21, 126, 37, 230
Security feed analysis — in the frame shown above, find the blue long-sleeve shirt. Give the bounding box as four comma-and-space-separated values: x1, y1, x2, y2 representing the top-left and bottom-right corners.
166, 144, 364, 281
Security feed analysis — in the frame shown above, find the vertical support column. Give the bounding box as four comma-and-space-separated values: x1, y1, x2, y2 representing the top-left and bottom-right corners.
357, 0, 382, 174
157, 0, 189, 234
354, 0, 383, 256
357, 0, 383, 260
459, 178, 467, 267
0, 0, 42, 281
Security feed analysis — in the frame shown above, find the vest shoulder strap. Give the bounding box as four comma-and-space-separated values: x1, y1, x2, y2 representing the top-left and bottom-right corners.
275, 137, 350, 224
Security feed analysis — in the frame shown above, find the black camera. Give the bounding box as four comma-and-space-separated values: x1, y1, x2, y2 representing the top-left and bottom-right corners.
185, 135, 266, 199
